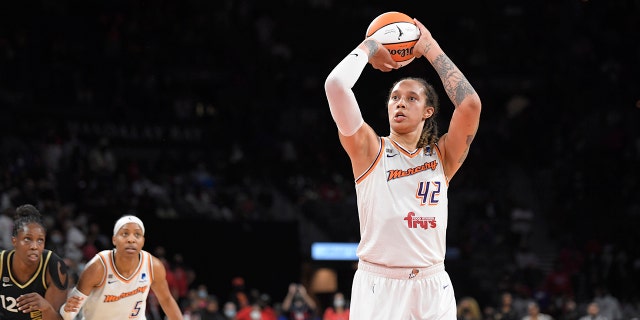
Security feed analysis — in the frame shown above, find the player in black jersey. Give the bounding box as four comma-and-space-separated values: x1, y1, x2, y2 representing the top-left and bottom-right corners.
0, 204, 71, 320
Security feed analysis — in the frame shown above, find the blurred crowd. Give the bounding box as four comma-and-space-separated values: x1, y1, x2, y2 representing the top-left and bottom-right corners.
1, 0, 639, 319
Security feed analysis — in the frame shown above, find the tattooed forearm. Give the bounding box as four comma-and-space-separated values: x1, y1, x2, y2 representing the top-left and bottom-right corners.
432, 54, 476, 107
422, 41, 434, 56
364, 39, 379, 57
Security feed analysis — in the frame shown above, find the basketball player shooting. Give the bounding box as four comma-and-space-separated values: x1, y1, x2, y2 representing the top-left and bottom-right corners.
324, 15, 482, 319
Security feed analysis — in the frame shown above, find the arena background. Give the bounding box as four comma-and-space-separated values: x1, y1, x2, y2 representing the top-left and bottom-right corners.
1, 0, 639, 315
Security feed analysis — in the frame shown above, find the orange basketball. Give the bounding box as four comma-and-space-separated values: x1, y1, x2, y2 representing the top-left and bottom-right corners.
366, 11, 420, 67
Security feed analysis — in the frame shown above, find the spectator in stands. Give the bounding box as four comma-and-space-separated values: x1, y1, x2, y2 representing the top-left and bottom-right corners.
229, 277, 250, 311
199, 295, 227, 320
281, 283, 317, 320
578, 302, 607, 320
494, 292, 521, 320
522, 301, 553, 320
236, 293, 277, 320
222, 301, 239, 320
557, 296, 580, 320
322, 291, 349, 320
593, 286, 622, 320
457, 296, 482, 320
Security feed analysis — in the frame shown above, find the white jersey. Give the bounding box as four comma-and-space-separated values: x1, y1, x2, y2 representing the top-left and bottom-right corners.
355, 137, 449, 268
80, 249, 154, 320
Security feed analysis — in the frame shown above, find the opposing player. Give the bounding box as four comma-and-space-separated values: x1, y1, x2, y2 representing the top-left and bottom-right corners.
324, 16, 482, 319
0, 204, 71, 320
60, 215, 183, 320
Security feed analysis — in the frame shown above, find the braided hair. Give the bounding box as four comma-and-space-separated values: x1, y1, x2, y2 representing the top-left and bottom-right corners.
12, 204, 46, 237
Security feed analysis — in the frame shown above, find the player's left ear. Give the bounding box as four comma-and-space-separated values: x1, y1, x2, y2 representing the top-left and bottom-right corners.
423, 107, 435, 119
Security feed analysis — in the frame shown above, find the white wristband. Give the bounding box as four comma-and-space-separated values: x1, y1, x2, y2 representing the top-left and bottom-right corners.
60, 287, 88, 320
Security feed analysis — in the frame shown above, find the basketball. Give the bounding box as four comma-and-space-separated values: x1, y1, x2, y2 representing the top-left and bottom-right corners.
366, 11, 420, 67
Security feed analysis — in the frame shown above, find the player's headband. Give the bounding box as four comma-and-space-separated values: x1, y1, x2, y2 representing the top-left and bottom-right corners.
113, 215, 145, 236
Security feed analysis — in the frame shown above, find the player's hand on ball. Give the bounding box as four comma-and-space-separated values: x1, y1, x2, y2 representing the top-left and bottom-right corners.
362, 38, 398, 72
366, 11, 419, 67
412, 18, 433, 59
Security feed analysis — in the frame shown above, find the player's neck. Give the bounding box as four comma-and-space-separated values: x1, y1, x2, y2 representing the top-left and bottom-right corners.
113, 251, 141, 277
388, 135, 418, 153
10, 256, 40, 283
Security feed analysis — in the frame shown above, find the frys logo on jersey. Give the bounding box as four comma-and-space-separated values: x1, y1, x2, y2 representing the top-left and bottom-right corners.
403, 212, 437, 229
387, 160, 438, 181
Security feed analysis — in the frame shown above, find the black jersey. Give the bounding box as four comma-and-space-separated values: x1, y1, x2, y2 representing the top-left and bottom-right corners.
0, 249, 66, 320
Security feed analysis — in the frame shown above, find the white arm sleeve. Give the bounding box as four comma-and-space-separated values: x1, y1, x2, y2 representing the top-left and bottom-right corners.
60, 287, 88, 320
325, 48, 369, 136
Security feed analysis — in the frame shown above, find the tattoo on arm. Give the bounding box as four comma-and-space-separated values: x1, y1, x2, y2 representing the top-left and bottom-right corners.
364, 39, 379, 57
433, 54, 476, 107
458, 135, 475, 164
423, 42, 433, 56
